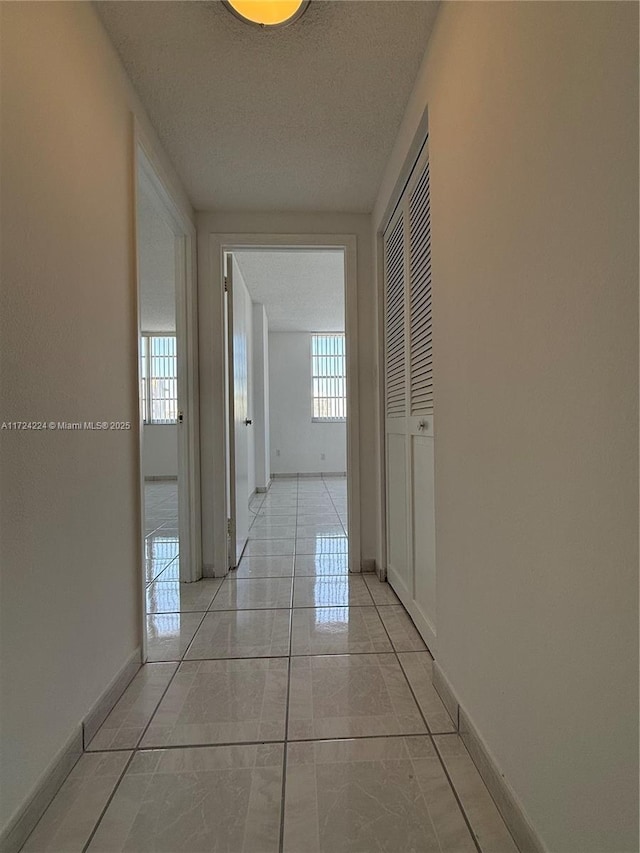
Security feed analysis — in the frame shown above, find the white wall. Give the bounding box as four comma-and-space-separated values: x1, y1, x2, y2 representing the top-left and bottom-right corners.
374, 3, 638, 852
269, 332, 346, 475
197, 212, 374, 574
142, 425, 178, 478
0, 2, 193, 836
252, 303, 270, 489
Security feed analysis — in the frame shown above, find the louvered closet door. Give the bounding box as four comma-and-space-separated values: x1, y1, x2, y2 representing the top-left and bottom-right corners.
384, 207, 410, 590
384, 143, 436, 652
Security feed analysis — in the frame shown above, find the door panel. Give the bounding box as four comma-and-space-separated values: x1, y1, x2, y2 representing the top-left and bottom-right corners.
226, 256, 250, 567
383, 142, 436, 652
386, 431, 409, 587
412, 434, 436, 633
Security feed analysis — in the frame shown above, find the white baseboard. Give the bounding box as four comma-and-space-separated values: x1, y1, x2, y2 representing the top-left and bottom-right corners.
432, 662, 546, 853
432, 661, 460, 729
270, 471, 347, 479
83, 647, 141, 747
143, 475, 178, 481
0, 647, 141, 853
0, 728, 83, 853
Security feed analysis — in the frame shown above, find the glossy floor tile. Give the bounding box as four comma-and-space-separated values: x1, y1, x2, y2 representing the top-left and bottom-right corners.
154, 558, 180, 582
378, 604, 428, 651
398, 651, 457, 733
363, 571, 401, 605
435, 735, 520, 852
288, 654, 427, 739
185, 609, 291, 659
232, 555, 294, 578
210, 577, 293, 610
87, 744, 283, 853
22, 752, 131, 853
294, 553, 349, 576
290, 606, 392, 655
145, 613, 203, 662
293, 575, 373, 608
87, 663, 177, 751
145, 578, 222, 613
141, 658, 289, 746
295, 536, 348, 556
24, 476, 515, 853
283, 737, 476, 853
243, 538, 295, 557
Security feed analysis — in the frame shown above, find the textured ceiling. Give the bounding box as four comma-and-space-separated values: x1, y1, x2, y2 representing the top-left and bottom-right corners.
233, 250, 344, 331
138, 176, 176, 332
96, 1, 439, 212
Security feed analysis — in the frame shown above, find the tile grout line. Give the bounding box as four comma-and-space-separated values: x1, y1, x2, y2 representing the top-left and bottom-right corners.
278, 474, 298, 853
323, 474, 349, 539
373, 594, 485, 853
84, 730, 463, 755
80, 749, 137, 853
430, 735, 484, 853
80, 577, 229, 848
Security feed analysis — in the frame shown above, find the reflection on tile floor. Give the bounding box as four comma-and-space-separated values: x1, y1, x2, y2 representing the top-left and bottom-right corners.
144, 481, 179, 584
23, 476, 517, 853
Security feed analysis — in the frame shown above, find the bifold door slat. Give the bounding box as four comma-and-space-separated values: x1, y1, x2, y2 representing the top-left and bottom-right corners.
409, 159, 433, 416
384, 214, 406, 418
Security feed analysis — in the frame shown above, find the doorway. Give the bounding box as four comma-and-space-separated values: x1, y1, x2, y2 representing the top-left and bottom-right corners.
225, 249, 348, 573
212, 236, 360, 576
135, 140, 202, 661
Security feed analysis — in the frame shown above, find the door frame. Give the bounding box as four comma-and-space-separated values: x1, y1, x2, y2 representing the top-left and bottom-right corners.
133, 122, 202, 659
206, 233, 360, 575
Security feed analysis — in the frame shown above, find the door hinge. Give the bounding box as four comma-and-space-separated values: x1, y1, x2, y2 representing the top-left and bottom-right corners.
224, 277, 228, 293
227, 517, 233, 536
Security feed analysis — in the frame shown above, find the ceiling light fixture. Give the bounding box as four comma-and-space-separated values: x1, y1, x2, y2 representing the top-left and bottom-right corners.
223, 0, 310, 28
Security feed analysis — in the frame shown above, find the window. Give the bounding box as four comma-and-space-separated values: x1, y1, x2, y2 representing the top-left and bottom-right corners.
311, 333, 346, 421
140, 334, 178, 424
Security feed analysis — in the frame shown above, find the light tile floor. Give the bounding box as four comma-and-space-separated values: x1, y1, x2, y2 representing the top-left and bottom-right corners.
21, 476, 518, 853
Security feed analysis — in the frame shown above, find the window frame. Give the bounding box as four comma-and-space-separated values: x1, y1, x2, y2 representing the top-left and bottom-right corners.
140, 332, 178, 425
310, 332, 347, 423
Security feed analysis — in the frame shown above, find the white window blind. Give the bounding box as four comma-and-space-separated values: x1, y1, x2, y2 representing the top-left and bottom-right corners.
312, 334, 346, 421
140, 334, 178, 424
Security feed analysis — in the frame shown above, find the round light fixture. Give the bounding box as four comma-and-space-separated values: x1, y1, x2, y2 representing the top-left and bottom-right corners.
223, 0, 310, 28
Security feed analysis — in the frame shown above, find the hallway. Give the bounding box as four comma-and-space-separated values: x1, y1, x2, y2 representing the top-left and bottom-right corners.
20, 477, 516, 852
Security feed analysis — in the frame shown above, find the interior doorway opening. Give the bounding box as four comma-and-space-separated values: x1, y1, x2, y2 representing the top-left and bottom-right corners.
221, 244, 356, 576
135, 141, 202, 662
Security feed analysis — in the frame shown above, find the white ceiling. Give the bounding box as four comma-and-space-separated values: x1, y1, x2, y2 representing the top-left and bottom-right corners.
96, 1, 439, 212
234, 250, 344, 331
137, 176, 176, 332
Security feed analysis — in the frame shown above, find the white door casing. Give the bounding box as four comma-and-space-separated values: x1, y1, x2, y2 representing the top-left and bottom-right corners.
204, 234, 360, 577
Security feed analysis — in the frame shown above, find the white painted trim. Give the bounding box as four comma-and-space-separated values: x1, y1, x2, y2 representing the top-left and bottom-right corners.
432, 662, 547, 853
0, 730, 83, 853
82, 647, 142, 747
431, 661, 460, 729
204, 233, 361, 575
134, 120, 202, 609
0, 645, 142, 853
374, 106, 430, 235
